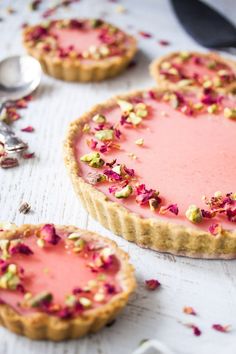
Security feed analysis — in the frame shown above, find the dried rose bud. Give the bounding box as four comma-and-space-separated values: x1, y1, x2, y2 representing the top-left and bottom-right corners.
0, 157, 19, 169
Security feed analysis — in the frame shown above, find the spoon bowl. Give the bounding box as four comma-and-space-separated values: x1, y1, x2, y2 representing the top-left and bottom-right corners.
0, 55, 41, 102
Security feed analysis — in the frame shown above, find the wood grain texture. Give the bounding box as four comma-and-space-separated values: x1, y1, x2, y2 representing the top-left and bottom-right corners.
0, 1, 236, 353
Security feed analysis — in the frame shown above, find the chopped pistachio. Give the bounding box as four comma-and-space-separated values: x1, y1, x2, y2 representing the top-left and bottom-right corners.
73, 238, 85, 252
99, 45, 110, 56
168, 68, 178, 76
231, 193, 236, 201
127, 112, 142, 125
8, 264, 17, 274
207, 60, 216, 69
0, 240, 10, 259
136, 108, 148, 118
218, 69, 228, 77
170, 95, 179, 109
117, 99, 133, 112
127, 152, 137, 160
185, 205, 203, 223
37, 238, 45, 248
0, 271, 20, 290
213, 77, 222, 87
90, 19, 103, 28
94, 292, 105, 302
24, 292, 32, 301
65, 294, 77, 307
68, 232, 81, 240
79, 297, 91, 308
82, 123, 91, 133
178, 79, 193, 87
179, 51, 190, 60
203, 80, 212, 89
207, 104, 218, 114
89, 45, 98, 54
161, 61, 171, 70
112, 165, 122, 175
95, 129, 114, 141
193, 102, 204, 110
92, 114, 106, 124
115, 185, 133, 199
135, 138, 144, 146
214, 191, 222, 198
28, 292, 53, 307
224, 107, 236, 119
80, 152, 105, 168
87, 172, 106, 184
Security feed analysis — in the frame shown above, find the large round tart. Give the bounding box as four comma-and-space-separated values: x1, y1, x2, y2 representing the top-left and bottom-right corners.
64, 88, 236, 259
0, 223, 135, 340
22, 18, 137, 82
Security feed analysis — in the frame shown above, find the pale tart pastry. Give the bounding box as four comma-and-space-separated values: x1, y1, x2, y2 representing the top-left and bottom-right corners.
0, 223, 135, 340
150, 51, 236, 93
64, 88, 236, 259
22, 18, 137, 82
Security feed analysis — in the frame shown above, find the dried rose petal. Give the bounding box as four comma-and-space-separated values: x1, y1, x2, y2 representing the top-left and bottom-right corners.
212, 324, 230, 333
40, 224, 61, 245
160, 204, 179, 215
186, 324, 202, 336
10, 243, 33, 256
0, 157, 19, 169
22, 152, 35, 159
21, 126, 34, 133
139, 31, 152, 38
183, 306, 197, 316
209, 223, 221, 236
158, 40, 170, 46
145, 279, 161, 290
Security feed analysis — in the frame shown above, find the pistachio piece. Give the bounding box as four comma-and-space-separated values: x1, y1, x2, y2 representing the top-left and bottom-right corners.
94, 292, 105, 302
135, 138, 144, 146
127, 112, 142, 126
207, 104, 218, 114
115, 185, 133, 199
179, 51, 190, 60
68, 232, 81, 240
224, 107, 236, 119
95, 129, 114, 141
112, 164, 121, 175
80, 152, 105, 168
73, 238, 85, 252
82, 123, 91, 133
28, 291, 53, 307
65, 294, 77, 307
117, 99, 133, 112
185, 205, 203, 223
37, 238, 45, 248
92, 114, 106, 124
79, 297, 91, 308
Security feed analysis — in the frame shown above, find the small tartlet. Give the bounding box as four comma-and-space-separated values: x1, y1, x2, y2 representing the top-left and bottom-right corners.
150, 51, 236, 93
22, 18, 137, 82
64, 88, 236, 259
0, 223, 135, 340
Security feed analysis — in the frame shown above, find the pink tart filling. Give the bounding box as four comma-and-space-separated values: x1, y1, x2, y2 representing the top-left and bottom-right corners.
24, 19, 132, 61
159, 52, 236, 89
0, 225, 122, 318
75, 89, 236, 233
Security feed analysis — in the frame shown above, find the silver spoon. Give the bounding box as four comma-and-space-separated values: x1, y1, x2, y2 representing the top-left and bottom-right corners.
0, 55, 41, 153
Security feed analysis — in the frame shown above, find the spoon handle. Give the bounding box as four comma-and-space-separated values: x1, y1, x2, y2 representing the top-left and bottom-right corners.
0, 121, 28, 153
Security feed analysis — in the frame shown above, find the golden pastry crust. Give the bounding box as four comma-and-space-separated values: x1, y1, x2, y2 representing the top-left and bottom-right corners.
22, 19, 137, 82
150, 51, 236, 93
64, 88, 236, 260
0, 224, 136, 341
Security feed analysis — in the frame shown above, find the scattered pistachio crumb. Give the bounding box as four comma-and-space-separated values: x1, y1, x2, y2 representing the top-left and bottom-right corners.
185, 205, 203, 223
135, 138, 144, 146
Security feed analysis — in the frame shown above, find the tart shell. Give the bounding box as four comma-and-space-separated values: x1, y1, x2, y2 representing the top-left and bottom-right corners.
64, 89, 236, 260
0, 224, 136, 341
150, 51, 236, 93
22, 28, 137, 82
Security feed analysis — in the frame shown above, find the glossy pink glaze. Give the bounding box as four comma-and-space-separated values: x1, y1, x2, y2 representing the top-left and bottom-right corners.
75, 95, 236, 231
51, 27, 102, 52
0, 231, 121, 315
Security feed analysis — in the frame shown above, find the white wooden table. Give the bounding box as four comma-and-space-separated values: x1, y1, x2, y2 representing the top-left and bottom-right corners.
0, 1, 236, 353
